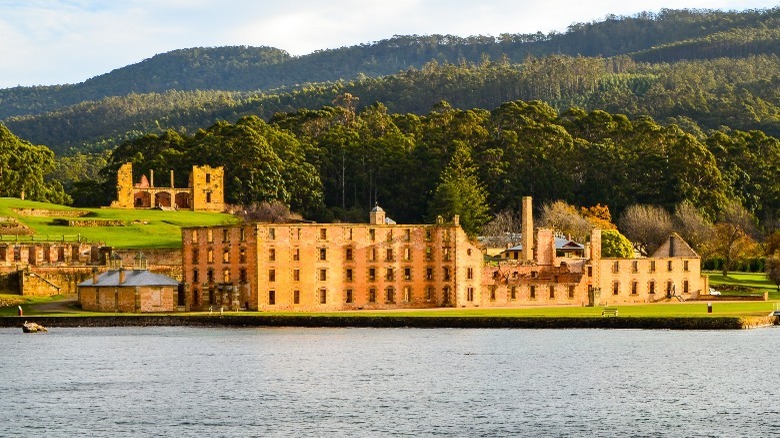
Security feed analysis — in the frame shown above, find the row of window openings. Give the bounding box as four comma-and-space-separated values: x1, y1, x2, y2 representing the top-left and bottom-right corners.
270, 246, 451, 263
267, 266, 462, 282
611, 260, 690, 274
192, 268, 247, 284
266, 286, 453, 305
258, 227, 448, 243
190, 228, 246, 244
193, 248, 247, 264
494, 285, 578, 300
611, 280, 689, 295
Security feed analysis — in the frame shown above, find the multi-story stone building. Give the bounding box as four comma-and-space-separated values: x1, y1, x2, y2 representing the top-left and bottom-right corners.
180, 197, 708, 312
181, 207, 484, 311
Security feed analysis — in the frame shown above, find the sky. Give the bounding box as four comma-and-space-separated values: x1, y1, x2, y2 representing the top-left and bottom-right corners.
0, 0, 777, 89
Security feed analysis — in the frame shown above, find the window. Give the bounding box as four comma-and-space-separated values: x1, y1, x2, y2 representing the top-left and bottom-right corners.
269, 290, 276, 305
269, 228, 275, 240
369, 268, 376, 281
222, 249, 230, 263
426, 267, 434, 281
223, 269, 231, 283
683, 280, 689, 294
404, 267, 411, 281
192, 248, 199, 263
386, 248, 394, 261
425, 286, 434, 301
612, 282, 619, 296
269, 248, 276, 261
425, 229, 432, 241
404, 286, 412, 302
684, 260, 689, 272
404, 247, 411, 261
442, 286, 451, 304
369, 248, 377, 261
207, 269, 214, 283
345, 248, 353, 261
568, 285, 575, 299
369, 288, 376, 303
386, 267, 394, 281
467, 267, 473, 280
668, 260, 673, 272
191, 230, 198, 243
369, 229, 376, 241
239, 248, 247, 264
425, 247, 433, 261
650, 261, 656, 273
549, 285, 555, 299
293, 290, 300, 304
207, 249, 214, 264
468, 287, 475, 302
386, 287, 395, 303
206, 173, 211, 183
269, 269, 275, 282
319, 269, 327, 281
239, 268, 247, 283
530, 285, 536, 299
443, 247, 451, 261
207, 229, 213, 243
293, 269, 300, 282
222, 228, 229, 242
206, 192, 212, 203
612, 261, 620, 273
320, 228, 327, 240
510, 286, 517, 300
346, 289, 353, 304
405, 229, 411, 241
631, 261, 638, 273
667, 281, 674, 295
346, 268, 353, 282
649, 281, 656, 294
319, 289, 327, 304
588, 266, 593, 277
631, 281, 638, 295
319, 248, 327, 261
240, 228, 246, 242
443, 267, 451, 281
387, 230, 393, 242
192, 269, 199, 284
293, 248, 300, 261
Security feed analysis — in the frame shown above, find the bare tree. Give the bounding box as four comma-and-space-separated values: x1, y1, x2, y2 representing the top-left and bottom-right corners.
232, 201, 302, 223
767, 255, 780, 292
672, 201, 713, 251
482, 209, 521, 247
705, 199, 758, 277
618, 204, 673, 256
539, 200, 591, 242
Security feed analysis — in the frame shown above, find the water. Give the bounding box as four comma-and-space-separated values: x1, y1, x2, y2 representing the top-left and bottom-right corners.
1, 326, 779, 437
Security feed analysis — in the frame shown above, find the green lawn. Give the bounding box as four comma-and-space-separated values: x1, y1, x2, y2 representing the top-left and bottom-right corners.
0, 294, 70, 316
706, 271, 778, 299
0, 197, 237, 248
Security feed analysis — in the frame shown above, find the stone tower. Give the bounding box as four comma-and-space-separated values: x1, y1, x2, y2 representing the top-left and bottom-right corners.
369, 205, 386, 225
110, 162, 135, 209
190, 165, 225, 212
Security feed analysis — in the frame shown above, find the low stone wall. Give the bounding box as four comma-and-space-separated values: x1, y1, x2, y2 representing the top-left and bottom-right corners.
113, 249, 182, 267
693, 294, 767, 302
0, 315, 775, 330
52, 219, 125, 227
13, 209, 88, 218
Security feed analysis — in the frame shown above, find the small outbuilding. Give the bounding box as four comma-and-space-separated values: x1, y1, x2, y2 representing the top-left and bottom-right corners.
78, 254, 180, 313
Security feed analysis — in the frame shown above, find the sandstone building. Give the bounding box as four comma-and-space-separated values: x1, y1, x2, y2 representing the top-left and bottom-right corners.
179, 197, 707, 312
110, 162, 224, 212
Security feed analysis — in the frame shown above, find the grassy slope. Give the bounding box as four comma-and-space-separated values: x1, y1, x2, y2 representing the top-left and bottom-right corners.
0, 197, 237, 248
707, 271, 777, 297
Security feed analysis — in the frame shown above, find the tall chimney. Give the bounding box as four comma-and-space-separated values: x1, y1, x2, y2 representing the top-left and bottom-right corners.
118, 267, 126, 284
522, 196, 534, 261
170, 170, 175, 188
150, 169, 154, 187
92, 267, 99, 284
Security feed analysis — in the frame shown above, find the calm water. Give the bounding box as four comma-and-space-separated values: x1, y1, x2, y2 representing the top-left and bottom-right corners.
1, 326, 779, 437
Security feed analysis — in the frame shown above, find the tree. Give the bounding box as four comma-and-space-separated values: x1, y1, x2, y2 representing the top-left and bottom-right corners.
672, 201, 713, 251
619, 204, 673, 256
704, 199, 758, 276
766, 255, 780, 292
601, 229, 634, 258
538, 200, 591, 242
482, 209, 521, 247
428, 142, 491, 237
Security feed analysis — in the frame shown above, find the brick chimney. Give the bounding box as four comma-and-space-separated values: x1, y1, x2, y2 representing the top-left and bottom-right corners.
92, 267, 99, 284
521, 196, 534, 262
118, 267, 126, 284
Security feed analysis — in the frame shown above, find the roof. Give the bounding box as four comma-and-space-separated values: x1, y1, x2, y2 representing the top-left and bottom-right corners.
78, 269, 180, 288
371, 205, 384, 213
651, 233, 699, 258
504, 237, 584, 252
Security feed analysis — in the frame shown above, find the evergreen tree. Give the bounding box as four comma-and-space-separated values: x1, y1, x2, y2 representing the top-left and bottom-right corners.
428, 142, 491, 236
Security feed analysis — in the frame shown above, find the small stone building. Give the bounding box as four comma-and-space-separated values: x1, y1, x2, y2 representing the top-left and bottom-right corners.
78, 265, 180, 313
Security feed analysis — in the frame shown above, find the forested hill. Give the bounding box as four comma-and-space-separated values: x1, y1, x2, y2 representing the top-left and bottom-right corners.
2, 7, 780, 121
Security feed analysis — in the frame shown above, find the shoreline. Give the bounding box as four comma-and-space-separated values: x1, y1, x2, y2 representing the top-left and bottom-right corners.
1, 314, 776, 330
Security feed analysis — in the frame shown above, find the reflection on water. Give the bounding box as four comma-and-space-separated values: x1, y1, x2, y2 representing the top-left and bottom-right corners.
1, 327, 779, 437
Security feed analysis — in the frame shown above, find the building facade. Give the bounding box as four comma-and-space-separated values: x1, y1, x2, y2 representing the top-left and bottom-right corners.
181, 213, 484, 311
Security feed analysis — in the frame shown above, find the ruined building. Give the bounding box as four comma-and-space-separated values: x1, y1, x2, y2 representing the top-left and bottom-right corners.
178, 196, 706, 312
110, 162, 224, 212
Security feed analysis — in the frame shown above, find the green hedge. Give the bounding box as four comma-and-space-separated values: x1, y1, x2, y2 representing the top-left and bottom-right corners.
704, 257, 766, 272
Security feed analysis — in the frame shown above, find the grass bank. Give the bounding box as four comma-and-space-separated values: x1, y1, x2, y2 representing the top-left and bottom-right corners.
0, 197, 236, 248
